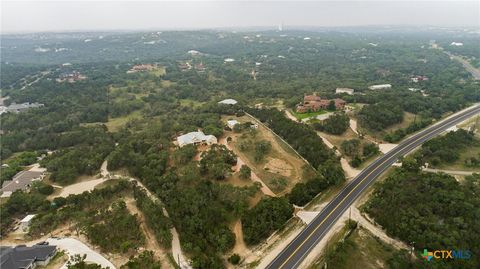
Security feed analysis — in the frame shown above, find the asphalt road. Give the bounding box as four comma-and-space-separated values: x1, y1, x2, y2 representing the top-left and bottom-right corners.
267, 105, 480, 269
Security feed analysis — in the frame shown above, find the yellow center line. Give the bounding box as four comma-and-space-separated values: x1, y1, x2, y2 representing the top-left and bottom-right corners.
277, 107, 479, 268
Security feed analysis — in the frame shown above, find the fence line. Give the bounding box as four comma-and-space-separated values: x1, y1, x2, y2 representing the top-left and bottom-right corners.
244, 111, 316, 171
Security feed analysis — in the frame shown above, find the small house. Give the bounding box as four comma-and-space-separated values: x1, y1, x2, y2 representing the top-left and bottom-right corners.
227, 120, 240, 129
19, 215, 36, 232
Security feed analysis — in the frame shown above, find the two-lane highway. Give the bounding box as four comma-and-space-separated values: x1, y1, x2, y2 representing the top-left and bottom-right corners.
267, 104, 480, 269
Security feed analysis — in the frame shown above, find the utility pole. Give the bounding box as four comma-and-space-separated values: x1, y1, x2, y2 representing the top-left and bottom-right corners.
410, 241, 415, 261
348, 206, 351, 226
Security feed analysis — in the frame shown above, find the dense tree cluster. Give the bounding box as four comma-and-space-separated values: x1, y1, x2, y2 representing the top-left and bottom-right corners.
242, 197, 294, 245
340, 139, 379, 167
28, 180, 133, 237
364, 171, 480, 268
107, 131, 170, 188
86, 201, 145, 253
418, 129, 476, 166
200, 144, 237, 180
41, 128, 114, 184
133, 187, 172, 247
313, 112, 350, 135
358, 103, 404, 132
158, 176, 256, 268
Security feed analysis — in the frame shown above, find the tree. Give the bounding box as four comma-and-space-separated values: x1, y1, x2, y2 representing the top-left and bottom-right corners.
341, 139, 361, 157
121, 251, 162, 269
254, 140, 271, 162
67, 254, 105, 269
327, 100, 336, 111
31, 181, 54, 195
362, 142, 379, 158
239, 165, 251, 180
242, 197, 293, 245
358, 103, 403, 131
228, 254, 241, 265
321, 113, 350, 135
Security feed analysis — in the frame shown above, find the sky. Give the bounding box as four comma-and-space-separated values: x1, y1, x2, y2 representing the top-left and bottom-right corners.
1, 1, 479, 33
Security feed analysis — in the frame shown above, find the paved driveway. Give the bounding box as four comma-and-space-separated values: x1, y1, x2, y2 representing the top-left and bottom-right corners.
47, 237, 116, 269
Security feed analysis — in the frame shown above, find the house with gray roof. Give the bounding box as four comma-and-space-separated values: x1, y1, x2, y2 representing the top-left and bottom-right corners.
0, 245, 57, 269
176, 131, 217, 147
1, 171, 44, 198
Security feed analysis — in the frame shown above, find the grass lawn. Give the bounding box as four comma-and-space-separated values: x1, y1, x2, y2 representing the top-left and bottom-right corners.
290, 109, 328, 120
149, 66, 166, 77
105, 110, 142, 132
179, 99, 205, 108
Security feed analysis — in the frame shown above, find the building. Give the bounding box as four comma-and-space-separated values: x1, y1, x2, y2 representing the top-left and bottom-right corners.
227, 120, 240, 129
19, 215, 36, 233
0, 103, 44, 114
176, 131, 217, 147
368, 84, 392, 90
335, 88, 355, 95
127, 64, 155, 73
296, 93, 346, 113
0, 245, 57, 269
56, 71, 86, 83
1, 171, 45, 198
224, 58, 235, 63
194, 63, 206, 72
218, 99, 238, 105
187, 50, 201, 56
411, 75, 429, 83
178, 62, 191, 71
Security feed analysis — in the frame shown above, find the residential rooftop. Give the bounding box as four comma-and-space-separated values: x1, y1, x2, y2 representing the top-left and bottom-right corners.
0, 245, 57, 269
1, 170, 44, 197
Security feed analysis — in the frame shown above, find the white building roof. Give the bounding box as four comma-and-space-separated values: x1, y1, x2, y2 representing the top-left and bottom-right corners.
176, 131, 217, 147
369, 84, 392, 90
20, 214, 36, 223
218, 99, 238, 105
336, 88, 354, 94
227, 120, 240, 128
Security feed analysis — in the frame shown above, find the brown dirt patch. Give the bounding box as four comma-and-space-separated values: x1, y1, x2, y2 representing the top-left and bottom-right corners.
263, 157, 293, 177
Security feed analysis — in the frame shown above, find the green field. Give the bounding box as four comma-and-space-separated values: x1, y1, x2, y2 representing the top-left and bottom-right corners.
105, 110, 142, 132
290, 109, 327, 120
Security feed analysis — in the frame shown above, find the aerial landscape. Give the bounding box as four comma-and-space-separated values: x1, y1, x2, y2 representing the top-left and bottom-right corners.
0, 1, 479, 269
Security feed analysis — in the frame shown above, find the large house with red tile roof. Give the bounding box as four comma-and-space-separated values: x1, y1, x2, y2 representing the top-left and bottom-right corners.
296, 93, 346, 113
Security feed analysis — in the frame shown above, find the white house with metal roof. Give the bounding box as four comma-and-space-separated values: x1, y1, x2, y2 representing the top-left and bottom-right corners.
176, 131, 217, 147
218, 99, 238, 105
19, 214, 36, 232
368, 84, 392, 90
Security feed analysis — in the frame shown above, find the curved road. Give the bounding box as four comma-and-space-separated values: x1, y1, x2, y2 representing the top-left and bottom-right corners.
267, 104, 480, 269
